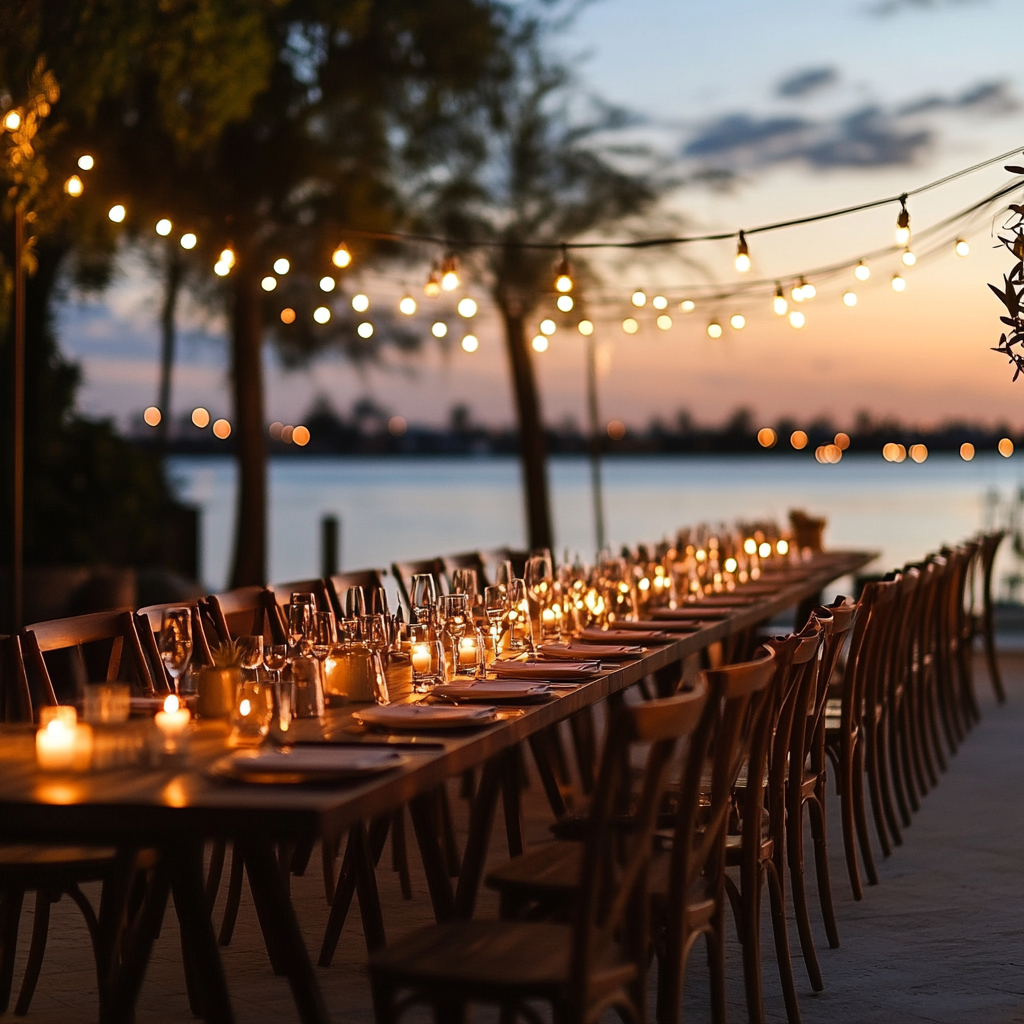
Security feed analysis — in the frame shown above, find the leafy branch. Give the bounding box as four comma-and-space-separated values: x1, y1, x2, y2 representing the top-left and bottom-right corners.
990, 161, 1024, 380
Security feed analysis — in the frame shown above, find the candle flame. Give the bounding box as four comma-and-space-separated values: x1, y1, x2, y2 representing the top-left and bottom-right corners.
163, 694, 180, 714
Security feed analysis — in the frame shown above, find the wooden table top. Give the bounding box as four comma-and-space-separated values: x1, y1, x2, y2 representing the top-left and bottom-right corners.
0, 551, 874, 846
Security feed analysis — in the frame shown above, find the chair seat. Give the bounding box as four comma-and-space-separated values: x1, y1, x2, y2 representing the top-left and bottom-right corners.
0, 845, 119, 884
368, 919, 636, 998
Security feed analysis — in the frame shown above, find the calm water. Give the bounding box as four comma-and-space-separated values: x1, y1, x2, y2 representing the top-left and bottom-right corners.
166, 453, 1023, 595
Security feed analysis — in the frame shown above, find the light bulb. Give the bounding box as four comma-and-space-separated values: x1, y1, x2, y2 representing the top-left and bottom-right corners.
77, 154, 94, 170
64, 175, 83, 196
357, 322, 374, 339
261, 276, 277, 291
730, 314, 745, 330
214, 261, 230, 277
144, 406, 161, 427
854, 261, 870, 281
791, 284, 804, 303
399, 296, 417, 315
773, 285, 788, 316
313, 306, 331, 324
955, 238, 970, 257
622, 317, 639, 335
556, 294, 574, 312
431, 322, 447, 338
707, 321, 723, 339
656, 314, 672, 330
578, 320, 594, 336
901, 248, 916, 267
891, 274, 906, 292
554, 273, 573, 293
630, 290, 647, 307
273, 258, 290, 274
280, 308, 296, 324
351, 293, 369, 312
895, 197, 910, 246
532, 335, 548, 352
457, 297, 477, 318
108, 204, 126, 223
553, 252, 573, 293
461, 334, 479, 353
180, 232, 197, 250
843, 291, 857, 307
155, 219, 173, 237
734, 231, 751, 272
2, 110, 21, 131
789, 310, 806, 329
652, 295, 668, 310
440, 255, 460, 291
539, 318, 556, 336
191, 407, 210, 428
800, 280, 815, 300
680, 299, 695, 312
319, 276, 336, 292
332, 243, 352, 268
424, 268, 441, 298
220, 248, 236, 269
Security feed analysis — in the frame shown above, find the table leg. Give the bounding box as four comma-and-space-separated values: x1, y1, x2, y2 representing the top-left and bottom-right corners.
453, 754, 504, 918
408, 793, 456, 921
240, 836, 332, 1024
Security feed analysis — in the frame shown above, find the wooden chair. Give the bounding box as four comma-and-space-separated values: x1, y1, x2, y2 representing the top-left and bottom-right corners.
326, 569, 387, 621
203, 585, 282, 645
974, 531, 1006, 704
0, 634, 147, 1017
265, 577, 333, 641
441, 551, 490, 591
20, 609, 156, 707
134, 601, 214, 694
368, 686, 709, 1024
390, 558, 446, 619
483, 547, 529, 580
784, 602, 855, 992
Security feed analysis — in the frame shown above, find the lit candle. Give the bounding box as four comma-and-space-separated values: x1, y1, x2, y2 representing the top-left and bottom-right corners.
458, 636, 478, 668
541, 608, 555, 625
155, 694, 191, 754
411, 643, 432, 674
36, 707, 77, 770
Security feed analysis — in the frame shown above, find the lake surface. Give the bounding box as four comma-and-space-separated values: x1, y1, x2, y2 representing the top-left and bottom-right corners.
166, 453, 1024, 598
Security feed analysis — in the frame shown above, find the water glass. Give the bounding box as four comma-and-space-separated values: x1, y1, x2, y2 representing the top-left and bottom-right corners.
409, 623, 445, 692
290, 656, 325, 719
345, 586, 367, 619
158, 608, 193, 694
287, 601, 312, 653
451, 568, 479, 599
506, 579, 534, 651
409, 574, 437, 626
237, 635, 264, 679
232, 680, 273, 742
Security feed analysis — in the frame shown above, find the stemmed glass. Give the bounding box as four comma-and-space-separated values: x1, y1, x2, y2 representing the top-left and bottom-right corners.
451, 568, 478, 598
438, 593, 470, 677
484, 585, 509, 656
493, 560, 513, 596
263, 643, 291, 729
506, 579, 534, 651
237, 635, 264, 681
345, 586, 367, 619
287, 600, 312, 655
409, 574, 437, 627
158, 608, 193, 694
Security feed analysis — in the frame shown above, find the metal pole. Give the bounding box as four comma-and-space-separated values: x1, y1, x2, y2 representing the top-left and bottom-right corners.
585, 333, 606, 556
10, 204, 25, 630
321, 515, 340, 577
156, 242, 182, 453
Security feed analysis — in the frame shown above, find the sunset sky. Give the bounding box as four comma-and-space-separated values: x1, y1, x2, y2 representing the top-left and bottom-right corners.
56, 0, 1024, 435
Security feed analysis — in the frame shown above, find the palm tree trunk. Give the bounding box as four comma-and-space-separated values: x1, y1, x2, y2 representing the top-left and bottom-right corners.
228, 254, 267, 587
500, 307, 553, 551
155, 244, 181, 453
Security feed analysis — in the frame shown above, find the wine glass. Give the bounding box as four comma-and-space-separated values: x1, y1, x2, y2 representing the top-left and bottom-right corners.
493, 560, 513, 595
506, 579, 534, 651
158, 608, 193, 694
484, 585, 509, 656
451, 568, 478, 599
287, 601, 312, 655
409, 574, 437, 625
345, 586, 367, 619
237, 635, 264, 680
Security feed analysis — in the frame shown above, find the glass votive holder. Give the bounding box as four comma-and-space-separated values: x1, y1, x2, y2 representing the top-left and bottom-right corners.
409, 625, 444, 693
453, 631, 485, 678
539, 604, 562, 642
153, 694, 192, 761
231, 680, 273, 744
290, 657, 326, 720
83, 683, 131, 725
36, 706, 92, 771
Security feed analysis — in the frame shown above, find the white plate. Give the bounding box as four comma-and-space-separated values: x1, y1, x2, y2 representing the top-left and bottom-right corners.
355, 703, 498, 730
433, 680, 553, 703
208, 747, 407, 784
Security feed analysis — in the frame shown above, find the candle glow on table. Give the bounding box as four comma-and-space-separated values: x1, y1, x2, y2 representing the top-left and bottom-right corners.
411, 643, 432, 674
458, 636, 478, 668
36, 707, 78, 770
155, 694, 191, 753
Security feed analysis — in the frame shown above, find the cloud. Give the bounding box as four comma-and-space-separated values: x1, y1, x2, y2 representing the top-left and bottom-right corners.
776, 68, 838, 99
866, 0, 987, 16
899, 80, 1017, 116
683, 114, 812, 159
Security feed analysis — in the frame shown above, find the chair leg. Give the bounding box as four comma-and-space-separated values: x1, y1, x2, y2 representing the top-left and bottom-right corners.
874, 717, 903, 848
205, 839, 227, 909
895, 693, 921, 815
852, 742, 879, 886
0, 888, 25, 1014
887, 699, 913, 827
836, 746, 863, 900
322, 835, 339, 905
786, 799, 823, 992
766, 864, 801, 1024
218, 844, 245, 946
392, 808, 413, 900
808, 793, 840, 949
983, 614, 1006, 704
12, 890, 52, 1017
865, 723, 894, 856
706, 906, 727, 1024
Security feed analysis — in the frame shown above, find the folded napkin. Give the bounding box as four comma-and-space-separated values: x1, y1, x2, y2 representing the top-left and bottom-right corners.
698, 594, 757, 606
577, 628, 668, 644
491, 660, 601, 680
619, 619, 702, 632
355, 703, 496, 729
537, 642, 641, 660
651, 606, 729, 620
433, 680, 552, 702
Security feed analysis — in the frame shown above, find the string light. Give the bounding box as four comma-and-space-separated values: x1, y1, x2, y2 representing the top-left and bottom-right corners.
891, 274, 906, 292
734, 231, 751, 272
313, 306, 331, 323
532, 335, 548, 352
895, 195, 910, 245
960, 442, 975, 461
789, 310, 806, 329
539, 318, 556, 336
680, 299, 695, 313
461, 334, 479, 352
707, 321, 723, 339
431, 322, 447, 337
332, 243, 352, 268
191, 407, 210, 428
440, 256, 460, 291
998, 437, 1014, 457
730, 314, 745, 330
622, 317, 639, 334
292, 425, 310, 446
578, 320, 594, 335
320, 276, 336, 292
757, 427, 777, 448
273, 258, 290, 274
656, 314, 672, 330
799, 278, 815, 300
773, 284, 788, 316
554, 253, 573, 292
791, 282, 805, 303
108, 204, 126, 223
457, 297, 478, 318
77, 154, 94, 170
280, 308, 296, 324
399, 295, 417, 315
214, 261, 229, 277
556, 295, 574, 312
155, 219, 172, 236
843, 291, 858, 307
424, 267, 441, 298
261, 276, 277, 291
2, 110, 21, 131
791, 430, 808, 450
64, 175, 83, 196
143, 406, 161, 427
854, 260, 870, 281
357, 322, 374, 338
910, 443, 928, 463
955, 238, 970, 257
652, 295, 668, 310
901, 248, 916, 267
630, 290, 647, 307
180, 232, 197, 250
213, 418, 232, 439
219, 248, 236, 269
351, 293, 369, 312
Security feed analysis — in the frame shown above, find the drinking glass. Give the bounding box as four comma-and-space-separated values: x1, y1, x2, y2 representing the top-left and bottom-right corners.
368, 586, 390, 615
263, 644, 291, 729
451, 568, 479, 599
408, 623, 445, 693
287, 601, 312, 655
237, 635, 264, 680
345, 586, 367, 619
232, 680, 274, 741
158, 608, 193, 694
506, 579, 534, 651
310, 610, 336, 662
484, 585, 509, 655
493, 560, 513, 595
358, 613, 388, 652
409, 574, 437, 626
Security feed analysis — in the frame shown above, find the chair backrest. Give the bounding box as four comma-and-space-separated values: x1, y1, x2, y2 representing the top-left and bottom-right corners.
483, 547, 528, 580
0, 635, 35, 723
265, 578, 333, 641
569, 683, 710, 1018
391, 558, 446, 617
203, 585, 281, 645
441, 552, 489, 591
325, 569, 387, 620
21, 608, 156, 707
668, 648, 777, 925
135, 601, 215, 693
801, 599, 857, 757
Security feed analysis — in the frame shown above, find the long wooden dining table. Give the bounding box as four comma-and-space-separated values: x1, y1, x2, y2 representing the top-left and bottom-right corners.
0, 550, 873, 1024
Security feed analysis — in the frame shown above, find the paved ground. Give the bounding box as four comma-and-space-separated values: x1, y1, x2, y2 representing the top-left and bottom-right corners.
10, 653, 1024, 1023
